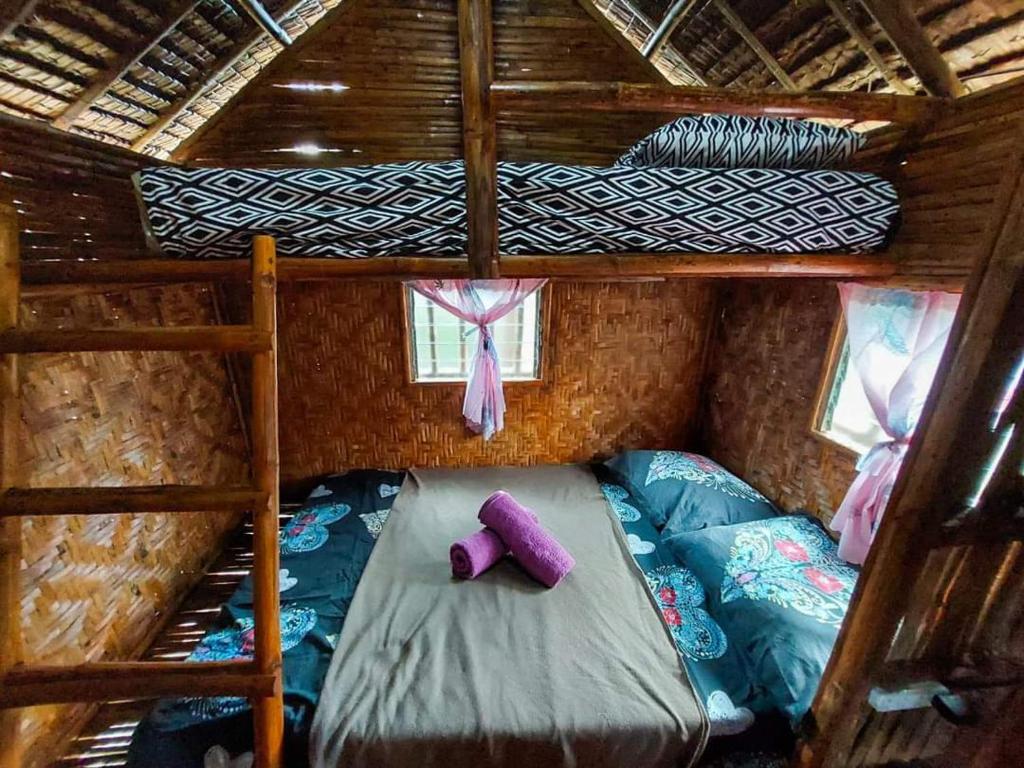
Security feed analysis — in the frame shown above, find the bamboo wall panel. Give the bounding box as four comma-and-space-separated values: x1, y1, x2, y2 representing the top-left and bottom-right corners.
275, 280, 714, 479
701, 279, 856, 526
14, 285, 249, 768
0, 113, 157, 262
177, 0, 676, 167
855, 77, 1024, 280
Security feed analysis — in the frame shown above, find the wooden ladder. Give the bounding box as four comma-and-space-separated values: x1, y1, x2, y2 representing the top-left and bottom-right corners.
0, 204, 285, 768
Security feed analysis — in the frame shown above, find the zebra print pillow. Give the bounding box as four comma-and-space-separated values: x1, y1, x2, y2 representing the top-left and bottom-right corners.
616, 115, 865, 170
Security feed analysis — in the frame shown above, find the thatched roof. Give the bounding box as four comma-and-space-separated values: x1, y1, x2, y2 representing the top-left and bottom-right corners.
0, 0, 1021, 159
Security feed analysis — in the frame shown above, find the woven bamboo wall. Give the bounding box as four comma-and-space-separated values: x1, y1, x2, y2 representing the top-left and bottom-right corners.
176, 0, 677, 167
274, 279, 714, 480
15, 285, 249, 768
700, 280, 856, 526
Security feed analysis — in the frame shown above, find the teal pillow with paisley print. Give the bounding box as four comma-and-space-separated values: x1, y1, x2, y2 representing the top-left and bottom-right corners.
605, 450, 778, 534
663, 515, 858, 724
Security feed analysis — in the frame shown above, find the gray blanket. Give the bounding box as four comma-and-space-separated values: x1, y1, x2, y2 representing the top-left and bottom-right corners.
309, 465, 708, 768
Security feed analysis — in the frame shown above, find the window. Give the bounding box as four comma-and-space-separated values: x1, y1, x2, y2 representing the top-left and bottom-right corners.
815, 329, 888, 456
406, 286, 543, 382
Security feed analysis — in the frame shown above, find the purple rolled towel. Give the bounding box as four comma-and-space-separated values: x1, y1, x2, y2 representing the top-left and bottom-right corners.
478, 491, 575, 588
450, 528, 507, 579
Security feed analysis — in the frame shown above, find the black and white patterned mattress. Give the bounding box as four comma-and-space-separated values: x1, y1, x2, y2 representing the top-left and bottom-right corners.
135, 161, 899, 260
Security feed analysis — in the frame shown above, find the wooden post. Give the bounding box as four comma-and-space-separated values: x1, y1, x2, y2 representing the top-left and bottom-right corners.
250, 235, 283, 768
0, 203, 21, 768
458, 0, 499, 279
860, 0, 966, 97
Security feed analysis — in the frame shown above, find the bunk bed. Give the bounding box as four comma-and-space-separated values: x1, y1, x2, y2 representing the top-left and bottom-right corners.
2, 2, 1022, 768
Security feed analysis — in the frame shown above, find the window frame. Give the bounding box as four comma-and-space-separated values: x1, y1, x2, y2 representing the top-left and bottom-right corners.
810, 309, 875, 459
401, 283, 551, 387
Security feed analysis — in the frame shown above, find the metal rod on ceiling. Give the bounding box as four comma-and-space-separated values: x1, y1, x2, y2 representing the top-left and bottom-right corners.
641, 0, 703, 60
235, 0, 293, 47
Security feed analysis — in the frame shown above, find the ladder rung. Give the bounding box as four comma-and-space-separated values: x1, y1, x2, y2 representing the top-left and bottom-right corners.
0, 485, 267, 517
0, 325, 271, 353
0, 660, 277, 709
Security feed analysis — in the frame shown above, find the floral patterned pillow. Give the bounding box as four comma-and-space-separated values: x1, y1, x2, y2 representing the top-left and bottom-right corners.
605, 450, 778, 534
664, 515, 858, 723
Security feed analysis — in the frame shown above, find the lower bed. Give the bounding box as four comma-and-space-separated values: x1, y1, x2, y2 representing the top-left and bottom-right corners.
126, 465, 712, 767
310, 465, 707, 768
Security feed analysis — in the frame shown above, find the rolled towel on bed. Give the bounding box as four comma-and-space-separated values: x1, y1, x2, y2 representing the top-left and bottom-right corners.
478, 491, 575, 588
450, 528, 508, 579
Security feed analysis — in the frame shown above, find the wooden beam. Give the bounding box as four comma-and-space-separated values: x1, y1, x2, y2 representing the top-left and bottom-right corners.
0, 326, 272, 354
52, 1, 199, 130
860, 0, 966, 97
0, 0, 39, 38
491, 80, 943, 123
0, 485, 267, 516
824, 0, 913, 95
18, 253, 899, 285
235, 0, 292, 48
641, 0, 700, 59
250, 235, 283, 768
713, 0, 796, 90
798, 121, 1024, 768
130, 0, 308, 153
458, 0, 499, 280
0, 204, 21, 768
0, 660, 276, 708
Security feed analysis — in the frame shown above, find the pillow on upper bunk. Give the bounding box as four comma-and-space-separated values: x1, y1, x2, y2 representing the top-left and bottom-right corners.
663, 515, 858, 724
604, 451, 778, 534
615, 115, 865, 170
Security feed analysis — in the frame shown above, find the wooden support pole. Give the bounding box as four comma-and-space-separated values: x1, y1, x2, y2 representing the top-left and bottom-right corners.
491, 81, 943, 124
458, 0, 499, 279
250, 235, 283, 768
0, 326, 271, 354
641, 0, 700, 59
824, 0, 914, 95
713, 0, 796, 90
798, 123, 1024, 768
860, 0, 966, 98
0, 485, 266, 517
0, 203, 21, 768
0, 660, 277, 708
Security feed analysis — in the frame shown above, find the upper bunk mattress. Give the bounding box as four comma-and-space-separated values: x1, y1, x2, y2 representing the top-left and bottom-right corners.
135, 162, 899, 259
309, 465, 708, 768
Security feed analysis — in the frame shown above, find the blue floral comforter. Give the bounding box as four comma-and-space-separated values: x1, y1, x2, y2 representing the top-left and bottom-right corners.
125, 470, 406, 768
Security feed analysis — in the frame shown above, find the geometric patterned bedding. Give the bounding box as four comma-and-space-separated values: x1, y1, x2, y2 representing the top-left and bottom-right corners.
136, 161, 899, 260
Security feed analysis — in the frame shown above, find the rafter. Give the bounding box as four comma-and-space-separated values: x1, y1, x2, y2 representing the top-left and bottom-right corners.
713, 0, 796, 91
236, 0, 292, 48
859, 0, 965, 97
824, 0, 913, 95
0, 0, 40, 38
641, 0, 702, 60
52, 1, 200, 130
131, 0, 307, 153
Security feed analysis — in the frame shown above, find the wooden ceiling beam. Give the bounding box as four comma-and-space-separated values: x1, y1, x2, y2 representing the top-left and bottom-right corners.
457, 0, 499, 280
235, 0, 292, 48
641, 0, 701, 60
52, 1, 200, 131
0, 0, 40, 38
824, 0, 913, 95
131, 0, 307, 153
860, 0, 966, 97
491, 80, 944, 124
713, 0, 796, 91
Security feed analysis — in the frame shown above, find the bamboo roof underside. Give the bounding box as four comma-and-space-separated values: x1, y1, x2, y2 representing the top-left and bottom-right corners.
0, 0, 1021, 157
